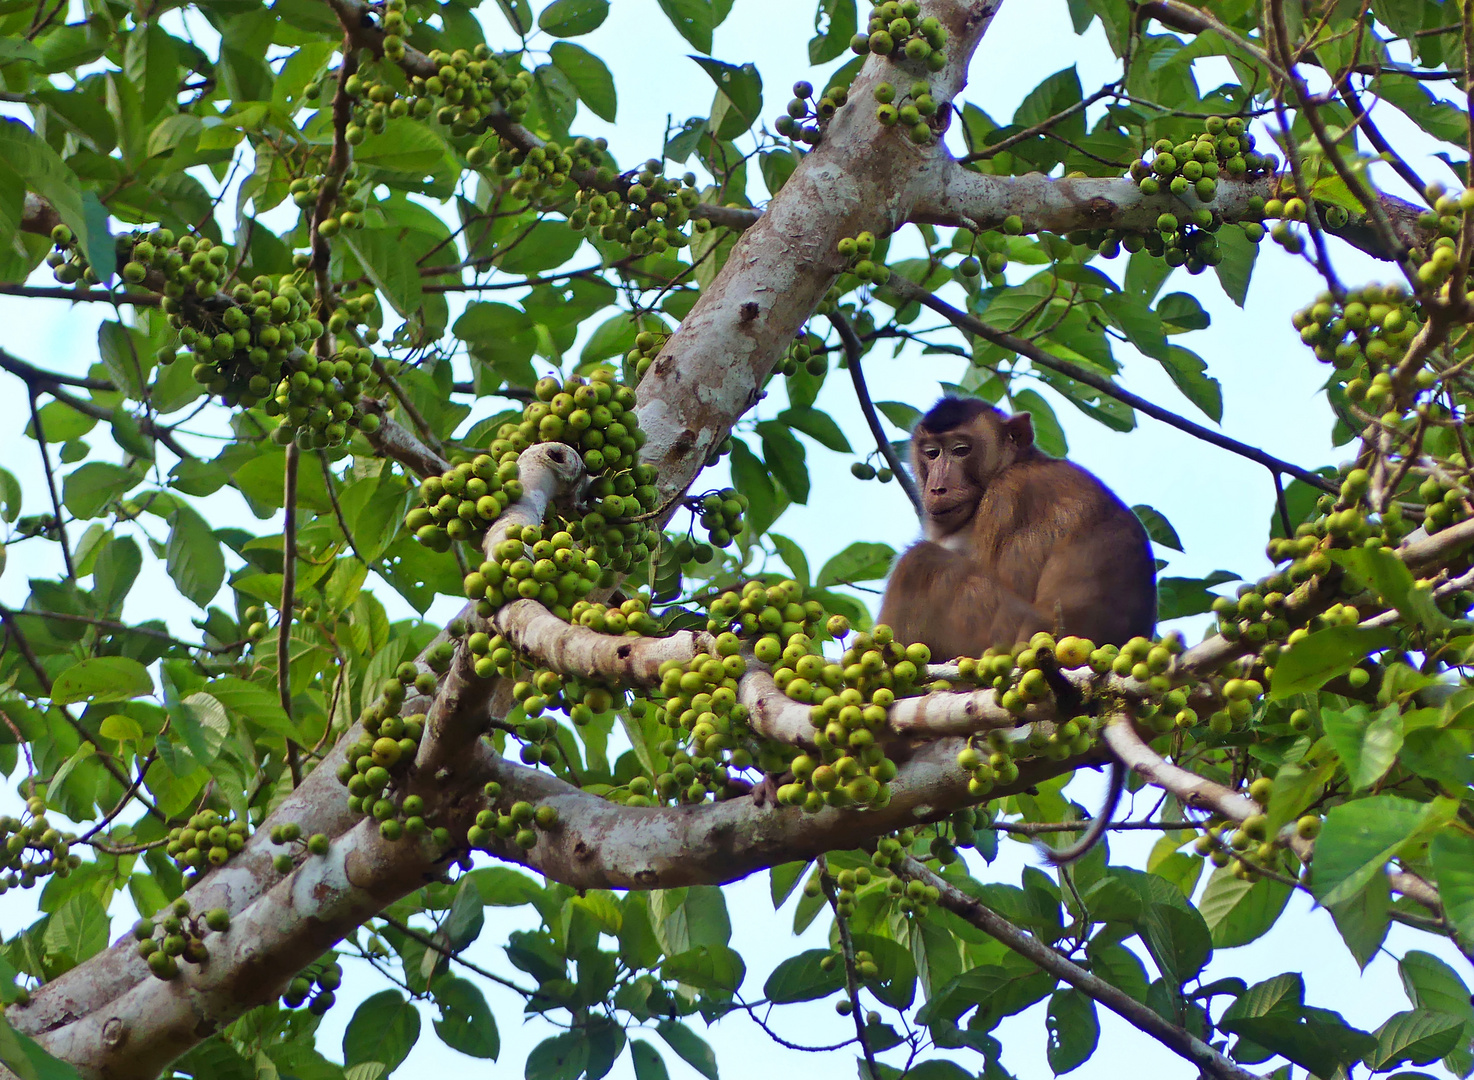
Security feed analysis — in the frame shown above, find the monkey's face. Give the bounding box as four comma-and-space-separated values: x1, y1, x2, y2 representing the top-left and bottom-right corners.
913, 429, 989, 532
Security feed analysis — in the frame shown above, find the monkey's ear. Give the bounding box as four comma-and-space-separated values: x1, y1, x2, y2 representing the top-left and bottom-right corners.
1003, 412, 1035, 449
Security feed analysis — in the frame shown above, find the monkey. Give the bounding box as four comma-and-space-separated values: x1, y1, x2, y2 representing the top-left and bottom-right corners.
877, 397, 1157, 863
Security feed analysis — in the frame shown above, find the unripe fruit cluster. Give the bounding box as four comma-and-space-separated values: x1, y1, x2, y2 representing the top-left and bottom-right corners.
509, 659, 629, 764
407, 454, 514, 553
776, 80, 849, 145
489, 135, 604, 210
466, 782, 560, 852
0, 796, 81, 892
649, 639, 752, 806
335, 643, 455, 830
164, 809, 249, 874
282, 957, 342, 1015
836, 231, 893, 285
850, 1, 950, 73
570, 159, 706, 257
1408, 183, 1474, 286
133, 897, 228, 981
774, 332, 826, 378
1293, 283, 1420, 374
849, 460, 894, 483
625, 327, 668, 383
770, 618, 912, 812
267, 821, 333, 873
289, 171, 368, 237
1129, 115, 1273, 202
312, 28, 534, 142
871, 78, 942, 146
691, 488, 747, 548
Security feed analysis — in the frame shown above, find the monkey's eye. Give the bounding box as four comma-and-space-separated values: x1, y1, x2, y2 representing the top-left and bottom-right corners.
950, 445, 970, 456
922, 447, 941, 460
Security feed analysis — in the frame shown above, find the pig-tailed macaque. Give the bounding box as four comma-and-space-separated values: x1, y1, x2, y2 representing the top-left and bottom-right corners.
878, 398, 1157, 863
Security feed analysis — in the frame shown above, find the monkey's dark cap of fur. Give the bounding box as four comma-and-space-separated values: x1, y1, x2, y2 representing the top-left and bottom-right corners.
919, 396, 998, 432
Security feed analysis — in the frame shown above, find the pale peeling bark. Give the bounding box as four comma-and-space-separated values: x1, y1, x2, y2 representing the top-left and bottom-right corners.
912, 167, 1427, 262
633, 0, 1005, 502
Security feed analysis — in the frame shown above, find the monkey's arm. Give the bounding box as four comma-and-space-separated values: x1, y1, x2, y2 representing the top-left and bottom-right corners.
1037, 758, 1126, 866
880, 542, 1049, 659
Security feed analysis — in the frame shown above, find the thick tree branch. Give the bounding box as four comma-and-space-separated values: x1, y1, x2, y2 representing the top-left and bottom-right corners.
911, 168, 1424, 263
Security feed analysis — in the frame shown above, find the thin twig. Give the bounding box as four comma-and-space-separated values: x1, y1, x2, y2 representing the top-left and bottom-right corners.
960, 85, 1116, 163
886, 279, 1337, 494
829, 311, 920, 514
816, 857, 877, 1078
318, 451, 389, 578
280, 443, 302, 787
25, 387, 74, 579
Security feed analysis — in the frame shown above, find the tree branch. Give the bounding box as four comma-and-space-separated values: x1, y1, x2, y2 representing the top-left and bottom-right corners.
897, 855, 1263, 1080
884, 277, 1338, 494
830, 310, 921, 514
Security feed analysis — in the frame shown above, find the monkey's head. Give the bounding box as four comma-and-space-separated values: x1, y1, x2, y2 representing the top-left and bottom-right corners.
911, 398, 1035, 535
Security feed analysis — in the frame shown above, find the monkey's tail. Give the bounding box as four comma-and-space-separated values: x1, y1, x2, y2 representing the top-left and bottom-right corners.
1036, 759, 1126, 866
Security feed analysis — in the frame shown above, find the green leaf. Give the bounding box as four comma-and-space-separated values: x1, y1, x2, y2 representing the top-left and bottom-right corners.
51, 657, 153, 705
655, 1020, 718, 1080
1012, 388, 1067, 457
344, 230, 424, 319
166, 503, 225, 608
526, 1032, 587, 1080
1430, 827, 1474, 943
1198, 867, 1291, 948
1156, 570, 1238, 620
353, 119, 448, 173
656, 0, 713, 53
431, 976, 498, 1059
1367, 1010, 1466, 1070
1155, 291, 1210, 332
42, 892, 109, 964
849, 933, 917, 1009
763, 949, 844, 1003
874, 400, 921, 432
1329, 546, 1457, 632
205, 676, 297, 739
0, 467, 20, 523
756, 422, 809, 504
1312, 795, 1438, 907
817, 542, 896, 587
1328, 871, 1390, 970
1399, 950, 1474, 1024
537, 0, 609, 37
492, 0, 534, 34
1269, 626, 1397, 699
809, 0, 858, 63
63, 463, 137, 520
549, 42, 616, 121
343, 990, 421, 1071
1220, 973, 1377, 1076
1131, 504, 1182, 552
1213, 224, 1259, 307
1321, 704, 1403, 790
777, 406, 850, 452
0, 1013, 83, 1080
496, 220, 584, 276
769, 534, 809, 586
1045, 987, 1099, 1074
1137, 900, 1211, 987
660, 944, 745, 994
0, 119, 87, 256
691, 57, 762, 131
99, 714, 143, 742
1157, 345, 1222, 422
630, 1040, 670, 1080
